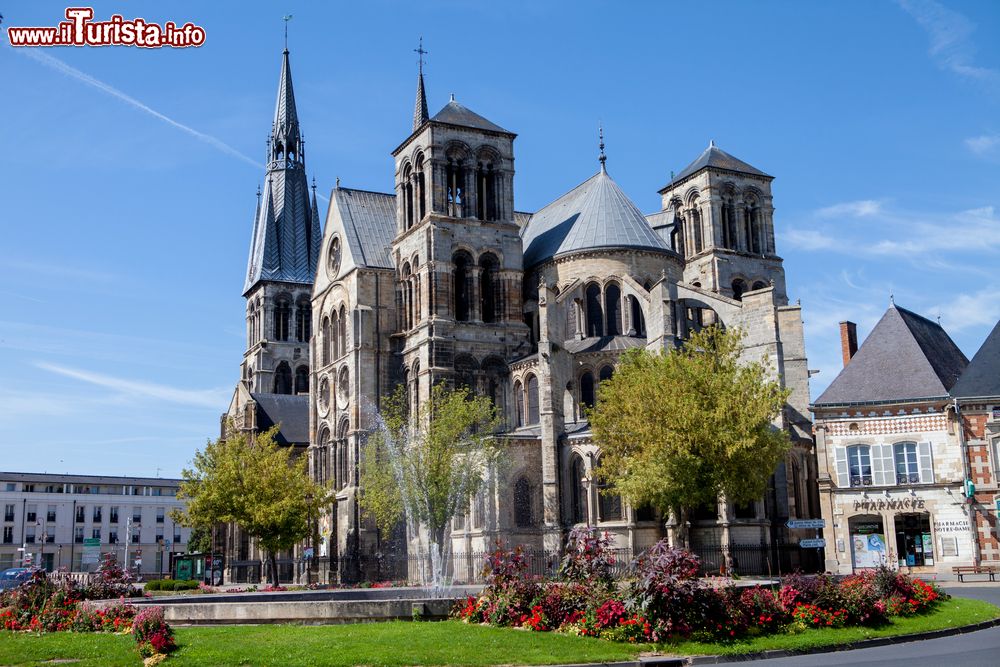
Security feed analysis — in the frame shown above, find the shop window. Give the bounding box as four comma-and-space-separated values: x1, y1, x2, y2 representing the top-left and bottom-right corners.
849, 515, 887, 568
894, 513, 932, 567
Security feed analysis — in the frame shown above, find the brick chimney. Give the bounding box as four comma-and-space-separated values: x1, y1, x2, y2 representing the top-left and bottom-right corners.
840, 321, 858, 367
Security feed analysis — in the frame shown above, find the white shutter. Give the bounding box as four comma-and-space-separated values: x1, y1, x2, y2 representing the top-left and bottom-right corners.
918, 441, 934, 484
873, 444, 895, 486
834, 446, 849, 488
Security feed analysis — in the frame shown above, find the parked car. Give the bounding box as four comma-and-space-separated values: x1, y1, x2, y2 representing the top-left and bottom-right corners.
0, 567, 34, 591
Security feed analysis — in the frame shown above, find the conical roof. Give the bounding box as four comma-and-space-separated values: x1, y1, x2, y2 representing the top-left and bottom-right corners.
413, 71, 429, 131
814, 305, 969, 406
951, 319, 1000, 399
272, 49, 299, 149
521, 169, 670, 268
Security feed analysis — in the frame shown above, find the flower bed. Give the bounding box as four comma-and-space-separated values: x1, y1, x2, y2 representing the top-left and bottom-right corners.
0, 554, 177, 661
454, 531, 946, 645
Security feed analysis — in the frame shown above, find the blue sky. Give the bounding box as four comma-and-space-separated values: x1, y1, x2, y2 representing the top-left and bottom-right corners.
1, 1, 998, 477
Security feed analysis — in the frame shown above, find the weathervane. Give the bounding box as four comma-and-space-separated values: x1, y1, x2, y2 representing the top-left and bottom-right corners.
414, 36, 428, 74
283, 14, 293, 51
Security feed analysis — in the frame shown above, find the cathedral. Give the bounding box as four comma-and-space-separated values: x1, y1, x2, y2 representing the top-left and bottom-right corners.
224, 46, 818, 583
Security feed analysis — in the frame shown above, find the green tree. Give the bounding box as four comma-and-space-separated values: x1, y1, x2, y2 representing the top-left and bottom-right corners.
171, 425, 330, 585
185, 525, 212, 554
360, 382, 503, 579
588, 326, 791, 547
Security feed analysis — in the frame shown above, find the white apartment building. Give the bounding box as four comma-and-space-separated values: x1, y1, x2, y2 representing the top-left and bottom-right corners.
0, 472, 190, 577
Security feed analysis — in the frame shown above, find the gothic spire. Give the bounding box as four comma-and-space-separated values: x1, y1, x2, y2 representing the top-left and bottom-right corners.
413, 37, 429, 131
271, 46, 301, 164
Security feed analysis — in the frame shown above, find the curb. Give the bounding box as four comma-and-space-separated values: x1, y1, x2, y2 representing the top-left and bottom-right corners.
540, 616, 1000, 667
685, 616, 1000, 664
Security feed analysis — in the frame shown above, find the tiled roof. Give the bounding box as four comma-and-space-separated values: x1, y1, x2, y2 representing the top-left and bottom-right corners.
431, 99, 511, 135
335, 188, 396, 269
951, 320, 1000, 399
250, 392, 310, 445
813, 305, 969, 407
662, 144, 770, 190
520, 169, 670, 268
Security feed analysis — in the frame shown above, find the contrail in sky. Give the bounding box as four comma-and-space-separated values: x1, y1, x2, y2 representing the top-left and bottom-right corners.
18, 47, 264, 170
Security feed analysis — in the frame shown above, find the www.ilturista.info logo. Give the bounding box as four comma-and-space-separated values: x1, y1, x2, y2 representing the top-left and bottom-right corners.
6, 7, 205, 48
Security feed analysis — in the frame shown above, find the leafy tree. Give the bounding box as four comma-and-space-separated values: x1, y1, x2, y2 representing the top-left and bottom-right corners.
360, 382, 503, 577
171, 425, 330, 585
588, 326, 791, 547
184, 525, 212, 555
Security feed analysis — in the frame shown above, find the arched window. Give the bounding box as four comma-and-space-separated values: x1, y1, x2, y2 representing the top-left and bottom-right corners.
479, 253, 500, 323
338, 305, 347, 356
403, 164, 414, 229
585, 283, 603, 337
752, 280, 767, 291
337, 418, 350, 489
513, 380, 524, 427
526, 374, 539, 424
513, 477, 532, 528
580, 372, 595, 409
745, 197, 761, 254
596, 458, 622, 522
599, 365, 614, 383
273, 296, 291, 341
482, 357, 508, 428
671, 208, 685, 258
414, 155, 426, 223
330, 310, 340, 360
691, 207, 703, 254
605, 283, 622, 336
400, 263, 412, 330
321, 317, 331, 365
476, 161, 498, 221
731, 279, 747, 302
318, 428, 330, 484
629, 295, 646, 337
722, 200, 738, 249
570, 454, 587, 524
410, 361, 420, 417
847, 445, 872, 487
446, 159, 465, 217
294, 365, 309, 394
273, 362, 292, 395
453, 252, 473, 321
454, 354, 478, 392
295, 298, 311, 342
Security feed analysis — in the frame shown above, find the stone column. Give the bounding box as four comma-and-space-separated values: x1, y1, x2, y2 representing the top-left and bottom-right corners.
537, 283, 566, 553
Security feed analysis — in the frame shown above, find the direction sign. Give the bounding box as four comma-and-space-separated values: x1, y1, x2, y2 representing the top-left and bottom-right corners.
786, 519, 826, 530
800, 538, 826, 549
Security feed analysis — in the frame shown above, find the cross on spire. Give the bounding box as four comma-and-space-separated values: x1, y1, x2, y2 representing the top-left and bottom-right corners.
283, 14, 293, 52
414, 36, 428, 75
598, 124, 607, 172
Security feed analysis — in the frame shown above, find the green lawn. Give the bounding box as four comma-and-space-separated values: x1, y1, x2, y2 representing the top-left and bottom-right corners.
0, 597, 996, 666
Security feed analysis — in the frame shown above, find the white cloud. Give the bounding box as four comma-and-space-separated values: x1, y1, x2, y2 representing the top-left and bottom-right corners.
780, 228, 836, 251
898, 0, 1000, 87
36, 362, 229, 409
816, 200, 884, 218
932, 288, 1000, 333
965, 133, 1000, 157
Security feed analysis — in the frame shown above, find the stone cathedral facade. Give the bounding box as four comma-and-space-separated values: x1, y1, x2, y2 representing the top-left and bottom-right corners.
226, 48, 818, 582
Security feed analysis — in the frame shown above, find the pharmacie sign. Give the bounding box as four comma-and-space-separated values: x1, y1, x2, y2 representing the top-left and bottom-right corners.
853, 497, 927, 512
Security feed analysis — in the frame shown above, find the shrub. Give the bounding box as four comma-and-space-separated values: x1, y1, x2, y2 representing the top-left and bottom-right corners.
144, 580, 161, 592
792, 602, 849, 628
477, 542, 540, 626
559, 527, 616, 589
838, 571, 889, 625
81, 554, 141, 600
132, 606, 176, 657
529, 582, 590, 629
738, 585, 790, 633
623, 540, 712, 641
72, 600, 137, 633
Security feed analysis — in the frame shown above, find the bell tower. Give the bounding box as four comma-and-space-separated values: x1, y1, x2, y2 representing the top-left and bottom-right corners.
389, 47, 529, 417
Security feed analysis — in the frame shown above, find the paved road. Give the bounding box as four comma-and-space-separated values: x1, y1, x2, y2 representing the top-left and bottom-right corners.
715, 583, 1000, 666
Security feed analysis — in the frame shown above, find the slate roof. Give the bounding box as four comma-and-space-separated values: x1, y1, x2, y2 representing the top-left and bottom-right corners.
413, 71, 429, 131
813, 305, 969, 407
661, 143, 771, 191
244, 50, 321, 294
951, 319, 1000, 399
334, 187, 396, 269
563, 335, 648, 354
431, 99, 512, 135
520, 168, 670, 268
250, 393, 310, 445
